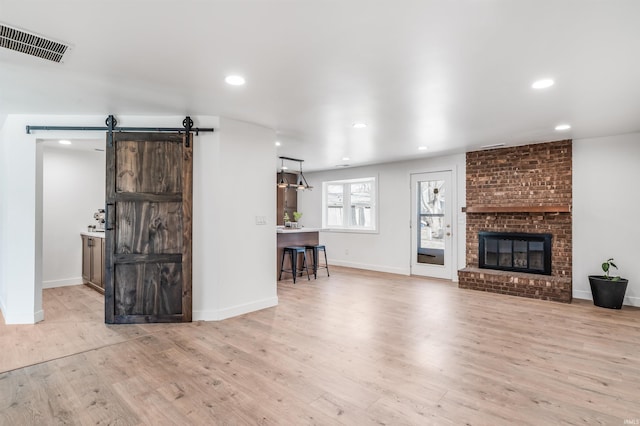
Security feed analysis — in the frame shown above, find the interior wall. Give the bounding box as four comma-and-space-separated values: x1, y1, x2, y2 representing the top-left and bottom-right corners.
194, 117, 277, 320
298, 153, 466, 278
42, 146, 106, 288
0, 117, 8, 319
0, 115, 38, 323
573, 132, 640, 306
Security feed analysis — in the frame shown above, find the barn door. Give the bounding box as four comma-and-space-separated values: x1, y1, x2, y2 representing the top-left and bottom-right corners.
104, 132, 192, 324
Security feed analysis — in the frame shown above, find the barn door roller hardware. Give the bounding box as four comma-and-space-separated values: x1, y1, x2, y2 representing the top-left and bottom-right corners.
25, 115, 214, 147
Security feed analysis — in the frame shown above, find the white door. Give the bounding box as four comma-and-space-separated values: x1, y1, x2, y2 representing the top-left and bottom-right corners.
411, 171, 453, 279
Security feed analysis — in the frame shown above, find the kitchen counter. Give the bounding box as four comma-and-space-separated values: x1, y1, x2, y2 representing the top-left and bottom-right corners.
276, 228, 320, 278
276, 227, 321, 234
81, 231, 106, 238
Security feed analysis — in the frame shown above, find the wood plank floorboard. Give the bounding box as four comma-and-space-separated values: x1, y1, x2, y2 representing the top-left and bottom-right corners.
1, 267, 640, 425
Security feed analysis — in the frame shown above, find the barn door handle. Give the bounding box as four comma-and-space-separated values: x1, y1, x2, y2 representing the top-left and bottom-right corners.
105, 203, 114, 231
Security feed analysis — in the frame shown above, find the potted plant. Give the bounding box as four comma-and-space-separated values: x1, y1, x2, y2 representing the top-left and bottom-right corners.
589, 258, 629, 309
293, 211, 303, 222
283, 212, 292, 227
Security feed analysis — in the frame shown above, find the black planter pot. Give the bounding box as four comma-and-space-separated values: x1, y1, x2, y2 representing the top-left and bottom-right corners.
589, 275, 629, 309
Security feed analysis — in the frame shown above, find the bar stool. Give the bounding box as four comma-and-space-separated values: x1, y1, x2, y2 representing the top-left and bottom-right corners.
305, 244, 330, 279
279, 246, 311, 284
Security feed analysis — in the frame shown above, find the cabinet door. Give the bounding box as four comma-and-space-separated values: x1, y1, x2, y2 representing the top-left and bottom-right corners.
91, 239, 103, 287
99, 239, 105, 288
82, 236, 91, 282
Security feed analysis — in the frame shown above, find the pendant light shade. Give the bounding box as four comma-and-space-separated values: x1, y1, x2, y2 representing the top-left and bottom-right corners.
277, 158, 289, 188
296, 173, 306, 190
296, 161, 311, 190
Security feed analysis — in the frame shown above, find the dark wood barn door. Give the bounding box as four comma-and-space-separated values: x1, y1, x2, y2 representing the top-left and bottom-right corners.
104, 132, 192, 324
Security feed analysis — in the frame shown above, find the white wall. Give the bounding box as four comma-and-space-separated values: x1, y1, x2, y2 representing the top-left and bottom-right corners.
42, 146, 106, 288
573, 132, 640, 306
0, 116, 8, 319
0, 114, 277, 324
298, 154, 466, 278
0, 115, 39, 323
193, 117, 277, 320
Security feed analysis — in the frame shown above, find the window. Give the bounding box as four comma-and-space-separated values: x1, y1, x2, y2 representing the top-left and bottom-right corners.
322, 177, 377, 231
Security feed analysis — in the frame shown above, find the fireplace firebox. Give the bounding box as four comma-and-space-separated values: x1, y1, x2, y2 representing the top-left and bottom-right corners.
479, 232, 552, 275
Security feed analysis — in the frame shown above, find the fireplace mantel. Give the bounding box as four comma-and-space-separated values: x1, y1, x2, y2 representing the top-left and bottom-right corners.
462, 205, 571, 214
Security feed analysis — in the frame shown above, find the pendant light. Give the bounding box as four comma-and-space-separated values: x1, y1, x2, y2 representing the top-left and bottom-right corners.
296, 160, 312, 191
276, 156, 312, 190
277, 158, 289, 188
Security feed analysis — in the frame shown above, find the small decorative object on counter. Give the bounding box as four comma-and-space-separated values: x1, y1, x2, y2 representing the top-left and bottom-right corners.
93, 208, 106, 231
284, 211, 302, 228
283, 212, 292, 227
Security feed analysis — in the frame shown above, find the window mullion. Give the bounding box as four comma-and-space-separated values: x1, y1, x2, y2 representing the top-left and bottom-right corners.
343, 184, 350, 227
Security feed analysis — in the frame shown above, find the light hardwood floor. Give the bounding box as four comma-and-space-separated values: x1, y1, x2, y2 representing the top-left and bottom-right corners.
1, 267, 639, 425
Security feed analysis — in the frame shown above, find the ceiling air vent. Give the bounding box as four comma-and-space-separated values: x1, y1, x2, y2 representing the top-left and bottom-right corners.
0, 23, 69, 63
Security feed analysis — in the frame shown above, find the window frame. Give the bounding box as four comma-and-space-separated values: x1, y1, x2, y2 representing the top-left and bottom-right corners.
322, 176, 378, 233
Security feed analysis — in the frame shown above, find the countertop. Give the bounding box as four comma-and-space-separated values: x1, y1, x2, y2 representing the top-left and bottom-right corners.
81, 231, 106, 238
276, 227, 321, 234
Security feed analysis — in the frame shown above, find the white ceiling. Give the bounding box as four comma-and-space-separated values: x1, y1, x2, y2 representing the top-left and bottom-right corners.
2, 0, 640, 171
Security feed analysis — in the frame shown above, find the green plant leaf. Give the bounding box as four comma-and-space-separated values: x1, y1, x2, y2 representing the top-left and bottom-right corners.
610, 261, 618, 269
612, 276, 620, 281
602, 262, 609, 273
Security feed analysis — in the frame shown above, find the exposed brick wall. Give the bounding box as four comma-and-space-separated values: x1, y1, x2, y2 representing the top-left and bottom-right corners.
458, 268, 572, 303
460, 140, 573, 302
466, 140, 572, 208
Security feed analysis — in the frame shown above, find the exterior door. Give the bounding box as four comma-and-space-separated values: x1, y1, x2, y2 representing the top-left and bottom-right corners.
411, 171, 453, 279
104, 132, 192, 324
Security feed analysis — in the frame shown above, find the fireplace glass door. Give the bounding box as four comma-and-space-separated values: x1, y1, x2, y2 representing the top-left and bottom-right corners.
479, 232, 552, 275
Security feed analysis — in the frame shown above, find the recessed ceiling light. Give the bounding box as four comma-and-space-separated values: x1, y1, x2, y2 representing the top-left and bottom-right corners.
555, 124, 571, 131
342, 157, 350, 161
59, 140, 71, 145
352, 122, 367, 129
418, 146, 428, 151
275, 141, 281, 146
281, 166, 288, 170
532, 79, 554, 89
225, 75, 245, 86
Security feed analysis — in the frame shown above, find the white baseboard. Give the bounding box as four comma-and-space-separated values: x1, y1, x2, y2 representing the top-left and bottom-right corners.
573, 289, 640, 307
0, 295, 7, 323
34, 309, 44, 323
328, 259, 410, 276
0, 307, 43, 324
625, 296, 640, 307
573, 289, 592, 301
0, 295, 35, 324
43, 277, 83, 289
193, 296, 278, 321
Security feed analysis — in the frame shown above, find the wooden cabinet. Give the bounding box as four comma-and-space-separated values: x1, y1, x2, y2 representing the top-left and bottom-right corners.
82, 234, 105, 293
277, 172, 298, 226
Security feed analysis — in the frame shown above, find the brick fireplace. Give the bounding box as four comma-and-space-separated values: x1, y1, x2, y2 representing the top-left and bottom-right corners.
458, 140, 572, 303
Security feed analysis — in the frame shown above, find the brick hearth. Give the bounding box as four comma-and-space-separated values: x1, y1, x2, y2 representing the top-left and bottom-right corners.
459, 140, 573, 303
